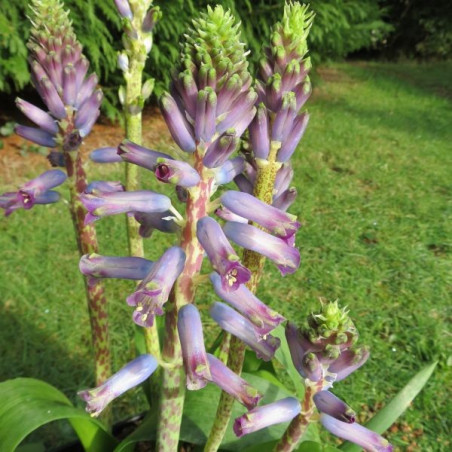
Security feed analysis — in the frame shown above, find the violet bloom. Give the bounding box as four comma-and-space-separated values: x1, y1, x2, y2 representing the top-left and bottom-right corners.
210, 272, 285, 338
155, 158, 200, 187
320, 414, 393, 452
328, 347, 370, 382
233, 397, 301, 437
313, 391, 356, 423
78, 354, 157, 417
207, 354, 262, 409
213, 157, 245, 186
118, 140, 171, 171
85, 181, 124, 194
133, 211, 180, 238
178, 305, 211, 390
197, 217, 251, 291
90, 147, 123, 163
210, 302, 280, 361
249, 103, 270, 160
127, 247, 185, 327
203, 131, 238, 168
223, 221, 300, 276
1, 169, 66, 216
221, 191, 301, 240
114, 0, 133, 20
81, 190, 171, 224
79, 254, 153, 280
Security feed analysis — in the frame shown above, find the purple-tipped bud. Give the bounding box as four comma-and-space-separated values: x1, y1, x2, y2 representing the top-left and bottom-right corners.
76, 73, 99, 109
221, 191, 300, 240
314, 391, 356, 423
127, 247, 185, 327
286, 322, 313, 378
142, 7, 160, 32
90, 147, 123, 163
294, 80, 312, 110
233, 106, 257, 137
16, 98, 58, 134
75, 89, 102, 137
210, 302, 280, 361
160, 93, 196, 153
78, 354, 157, 417
249, 103, 270, 160
328, 347, 370, 381
15, 125, 56, 148
234, 174, 254, 194
215, 206, 247, 223
155, 158, 200, 187
178, 305, 211, 390
207, 354, 262, 409
197, 217, 251, 291
210, 273, 284, 338
114, 0, 133, 19
216, 92, 257, 136
38, 76, 67, 119
195, 88, 217, 143
320, 414, 393, 452
214, 157, 244, 185
79, 254, 153, 280
233, 397, 301, 437
277, 112, 309, 163
118, 140, 172, 171
272, 92, 297, 143
134, 211, 180, 238
203, 131, 239, 168
85, 180, 124, 194
63, 64, 77, 106
81, 190, 171, 224
223, 221, 300, 276
273, 164, 294, 197
273, 187, 297, 211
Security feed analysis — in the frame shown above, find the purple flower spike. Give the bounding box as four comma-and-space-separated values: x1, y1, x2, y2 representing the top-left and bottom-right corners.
15, 125, 56, 148
221, 191, 300, 240
233, 397, 301, 437
114, 0, 133, 20
214, 157, 245, 185
314, 391, 356, 423
207, 354, 262, 409
85, 181, 124, 194
90, 147, 123, 163
127, 247, 185, 327
81, 190, 171, 224
178, 304, 211, 390
210, 302, 280, 361
223, 221, 300, 276
210, 272, 285, 338
320, 414, 393, 452
16, 98, 58, 134
197, 217, 251, 291
134, 211, 180, 238
160, 93, 196, 153
203, 131, 239, 168
277, 112, 309, 163
329, 347, 370, 381
249, 103, 270, 160
79, 254, 154, 280
155, 158, 200, 187
78, 354, 158, 417
118, 140, 172, 171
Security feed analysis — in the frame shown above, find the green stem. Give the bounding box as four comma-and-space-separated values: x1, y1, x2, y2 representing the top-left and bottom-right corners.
156, 151, 214, 451
204, 145, 281, 452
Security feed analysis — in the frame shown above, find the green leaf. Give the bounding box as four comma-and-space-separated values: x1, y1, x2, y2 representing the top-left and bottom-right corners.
0, 378, 117, 452
340, 362, 437, 451
272, 324, 305, 399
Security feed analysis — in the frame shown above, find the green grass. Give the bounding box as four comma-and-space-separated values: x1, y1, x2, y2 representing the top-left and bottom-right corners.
1, 61, 451, 450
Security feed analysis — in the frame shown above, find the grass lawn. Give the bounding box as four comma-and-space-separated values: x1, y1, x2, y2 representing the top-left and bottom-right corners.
1, 61, 451, 451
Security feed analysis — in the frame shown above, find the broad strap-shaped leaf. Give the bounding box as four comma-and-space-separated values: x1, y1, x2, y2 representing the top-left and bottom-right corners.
340, 362, 437, 451
0, 378, 117, 452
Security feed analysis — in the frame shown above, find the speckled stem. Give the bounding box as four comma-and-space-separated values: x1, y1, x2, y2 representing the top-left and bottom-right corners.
156, 149, 214, 451
204, 143, 281, 452
65, 151, 111, 386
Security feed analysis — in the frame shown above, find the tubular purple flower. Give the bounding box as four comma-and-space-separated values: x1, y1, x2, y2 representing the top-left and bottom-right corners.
15, 125, 56, 148
234, 174, 254, 194
273, 187, 297, 211
142, 7, 160, 33
15, 98, 58, 134
178, 304, 211, 390
160, 92, 196, 153
215, 206, 247, 224
197, 217, 251, 291
90, 146, 123, 163
172, 73, 198, 120
155, 158, 201, 187
79, 254, 153, 280
127, 247, 186, 327
38, 76, 67, 119
207, 353, 262, 409
328, 347, 370, 381
76, 73, 99, 108
294, 80, 312, 110
210, 272, 285, 337
223, 221, 300, 276
210, 302, 280, 361
249, 103, 270, 160
233, 397, 301, 437
134, 211, 180, 238
221, 191, 300, 240
314, 391, 356, 423
277, 112, 309, 163
286, 322, 309, 377
118, 140, 172, 170
273, 164, 294, 197
272, 92, 297, 143
85, 181, 124, 194
203, 131, 239, 168
74, 89, 103, 137
195, 88, 217, 143
63, 64, 77, 106
81, 190, 171, 224
320, 414, 393, 452
302, 352, 323, 382
214, 157, 244, 185
216, 91, 257, 136
233, 106, 257, 137
78, 354, 158, 417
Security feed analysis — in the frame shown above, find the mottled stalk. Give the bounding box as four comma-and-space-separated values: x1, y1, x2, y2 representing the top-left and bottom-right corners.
65, 151, 111, 386
204, 143, 281, 452
157, 149, 214, 451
